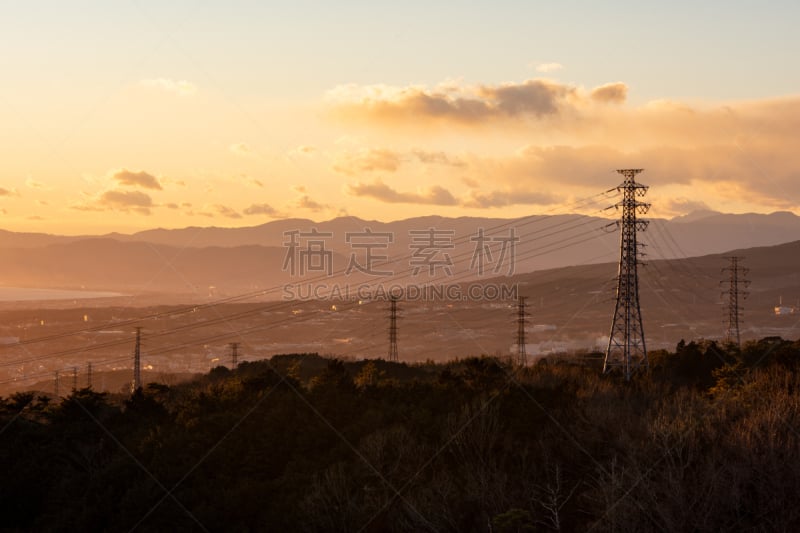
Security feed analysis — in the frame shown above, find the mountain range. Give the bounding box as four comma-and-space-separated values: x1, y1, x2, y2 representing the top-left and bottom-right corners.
0, 210, 799, 297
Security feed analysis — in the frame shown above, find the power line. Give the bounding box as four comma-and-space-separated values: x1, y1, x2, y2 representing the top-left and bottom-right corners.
604, 169, 649, 381
0, 220, 623, 389
0, 225, 614, 383
721, 256, 750, 347
0, 191, 621, 387
0, 191, 614, 352
0, 211, 615, 372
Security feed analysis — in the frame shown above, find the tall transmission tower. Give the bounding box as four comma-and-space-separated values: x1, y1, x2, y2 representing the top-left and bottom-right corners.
388, 296, 399, 362
722, 256, 749, 347
516, 296, 528, 367
87, 362, 93, 389
72, 366, 78, 391
54, 370, 60, 398
604, 169, 650, 380
229, 342, 240, 368
132, 327, 142, 392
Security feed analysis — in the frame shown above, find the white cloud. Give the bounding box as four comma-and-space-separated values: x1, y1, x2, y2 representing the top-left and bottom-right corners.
535, 62, 564, 73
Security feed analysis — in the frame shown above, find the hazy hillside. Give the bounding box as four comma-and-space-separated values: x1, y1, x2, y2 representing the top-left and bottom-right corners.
0, 240, 347, 295
1, 211, 800, 296
0, 239, 799, 397
498, 239, 800, 350
121, 211, 800, 257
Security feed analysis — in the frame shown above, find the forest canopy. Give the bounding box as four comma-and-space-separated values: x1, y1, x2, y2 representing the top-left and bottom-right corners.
2, 337, 800, 532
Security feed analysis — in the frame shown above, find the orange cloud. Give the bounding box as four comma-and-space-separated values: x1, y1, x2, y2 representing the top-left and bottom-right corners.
412, 150, 466, 167
333, 148, 402, 175
210, 205, 242, 219
190, 204, 242, 218
293, 192, 330, 212
455, 139, 800, 213
328, 76, 800, 212
333, 147, 467, 176
327, 78, 627, 125
72, 189, 154, 215
660, 198, 713, 217
347, 179, 458, 205
590, 82, 627, 104
99, 190, 153, 214
244, 203, 278, 216
345, 177, 564, 209
462, 189, 562, 208
112, 169, 162, 190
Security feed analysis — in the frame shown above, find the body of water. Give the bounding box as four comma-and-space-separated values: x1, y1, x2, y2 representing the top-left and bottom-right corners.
0, 287, 124, 301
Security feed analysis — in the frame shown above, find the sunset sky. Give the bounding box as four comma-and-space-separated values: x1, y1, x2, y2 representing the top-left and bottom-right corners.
0, 1, 798, 234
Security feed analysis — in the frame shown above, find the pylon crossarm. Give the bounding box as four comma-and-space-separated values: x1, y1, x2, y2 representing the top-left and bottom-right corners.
604, 169, 649, 381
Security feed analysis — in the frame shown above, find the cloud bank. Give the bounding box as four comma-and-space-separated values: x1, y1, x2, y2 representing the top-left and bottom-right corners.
112, 169, 162, 190
327, 78, 626, 125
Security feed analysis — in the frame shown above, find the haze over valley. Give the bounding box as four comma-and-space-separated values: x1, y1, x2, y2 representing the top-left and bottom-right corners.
2, 212, 800, 396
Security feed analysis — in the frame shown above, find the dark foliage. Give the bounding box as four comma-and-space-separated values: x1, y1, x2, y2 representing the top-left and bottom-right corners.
3, 340, 800, 531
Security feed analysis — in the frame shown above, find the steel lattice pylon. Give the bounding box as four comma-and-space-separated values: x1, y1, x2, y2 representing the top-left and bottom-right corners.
722, 256, 749, 347
516, 296, 528, 367
604, 169, 650, 380
229, 342, 240, 369
388, 296, 399, 362
132, 326, 142, 392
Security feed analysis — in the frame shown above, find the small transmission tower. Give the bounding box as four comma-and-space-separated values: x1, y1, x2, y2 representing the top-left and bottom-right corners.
87, 362, 93, 389
229, 342, 240, 368
54, 370, 60, 398
721, 256, 749, 347
388, 295, 399, 362
132, 327, 142, 392
71, 366, 78, 391
516, 296, 528, 366
604, 169, 650, 380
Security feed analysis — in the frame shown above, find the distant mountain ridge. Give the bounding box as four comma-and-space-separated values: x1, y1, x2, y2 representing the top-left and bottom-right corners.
4, 210, 800, 248
0, 211, 798, 296
487, 238, 800, 349
78, 210, 800, 253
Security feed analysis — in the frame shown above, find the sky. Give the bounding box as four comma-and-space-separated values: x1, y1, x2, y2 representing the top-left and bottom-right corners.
0, 1, 798, 234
